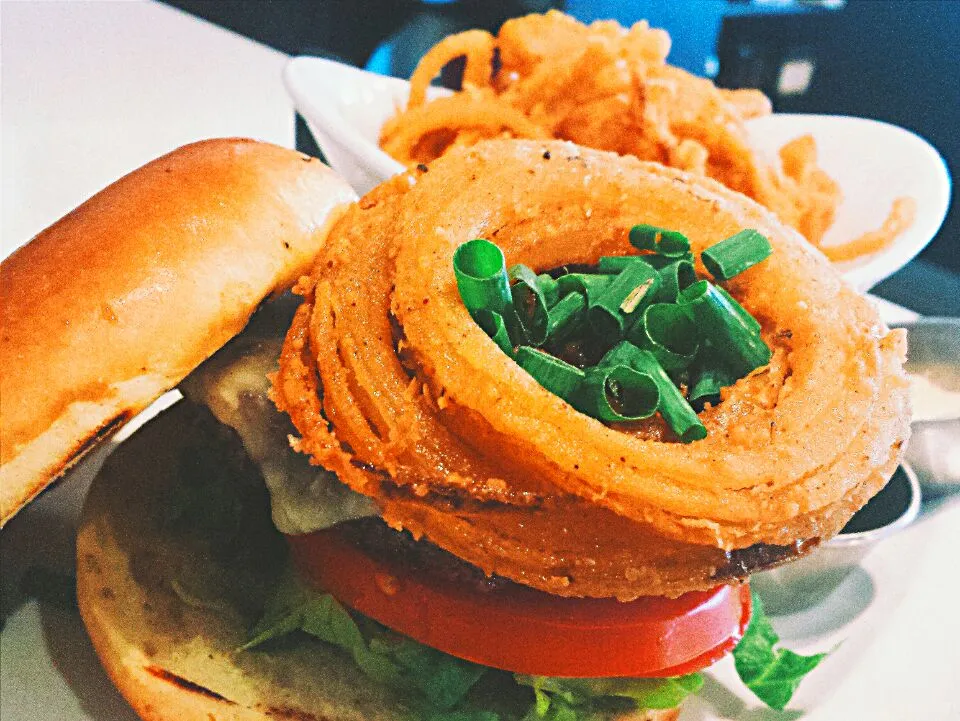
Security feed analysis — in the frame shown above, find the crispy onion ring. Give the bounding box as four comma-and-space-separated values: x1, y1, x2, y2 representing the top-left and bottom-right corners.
275, 140, 909, 600
382, 11, 914, 260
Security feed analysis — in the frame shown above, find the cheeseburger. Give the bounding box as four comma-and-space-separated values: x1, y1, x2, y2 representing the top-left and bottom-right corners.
0, 138, 910, 721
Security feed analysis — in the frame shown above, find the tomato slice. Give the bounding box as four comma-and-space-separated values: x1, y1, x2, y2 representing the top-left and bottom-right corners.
288, 528, 750, 678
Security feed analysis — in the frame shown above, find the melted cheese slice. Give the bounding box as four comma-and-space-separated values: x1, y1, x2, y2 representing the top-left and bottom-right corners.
181, 336, 377, 534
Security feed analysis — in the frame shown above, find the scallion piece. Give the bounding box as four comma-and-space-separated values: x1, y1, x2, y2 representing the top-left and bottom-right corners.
546, 291, 586, 343
537, 273, 560, 308
509, 264, 549, 346
600, 342, 707, 442
475, 309, 515, 358
629, 224, 691, 258
515, 346, 585, 401
654, 258, 697, 304
573, 365, 660, 422
628, 225, 659, 252
689, 361, 736, 404
628, 303, 699, 372
716, 285, 762, 335
557, 273, 613, 304
453, 239, 512, 317
588, 262, 661, 340
679, 281, 771, 377
641, 252, 695, 271
702, 229, 772, 280
659, 234, 692, 258
598, 255, 654, 274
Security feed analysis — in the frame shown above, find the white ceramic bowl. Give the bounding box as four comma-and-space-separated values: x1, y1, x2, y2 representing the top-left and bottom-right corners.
896, 317, 960, 496
284, 55, 951, 291
751, 463, 922, 614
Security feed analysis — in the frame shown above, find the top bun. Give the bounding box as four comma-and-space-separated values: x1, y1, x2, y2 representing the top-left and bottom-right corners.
0, 138, 357, 525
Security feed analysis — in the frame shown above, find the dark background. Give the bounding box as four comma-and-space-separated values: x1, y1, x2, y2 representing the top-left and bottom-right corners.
162, 0, 958, 311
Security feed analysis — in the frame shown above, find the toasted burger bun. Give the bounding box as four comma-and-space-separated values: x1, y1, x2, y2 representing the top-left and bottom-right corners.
78, 397, 678, 721
0, 138, 356, 526
77, 401, 411, 721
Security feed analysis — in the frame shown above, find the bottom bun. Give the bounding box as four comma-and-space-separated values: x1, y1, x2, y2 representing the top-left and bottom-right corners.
77, 400, 679, 721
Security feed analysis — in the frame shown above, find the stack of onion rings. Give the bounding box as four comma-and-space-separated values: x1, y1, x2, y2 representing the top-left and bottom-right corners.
274, 140, 910, 600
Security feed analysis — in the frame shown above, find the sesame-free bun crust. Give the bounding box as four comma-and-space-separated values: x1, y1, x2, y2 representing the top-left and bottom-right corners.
0, 138, 356, 526
77, 400, 679, 721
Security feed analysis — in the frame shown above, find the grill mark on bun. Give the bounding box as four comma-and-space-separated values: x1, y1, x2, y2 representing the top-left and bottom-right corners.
143, 666, 233, 704
7, 409, 135, 526
70, 411, 133, 464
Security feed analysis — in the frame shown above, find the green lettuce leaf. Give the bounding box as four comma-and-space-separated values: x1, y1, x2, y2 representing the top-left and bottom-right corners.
519, 690, 587, 721
242, 569, 706, 721
515, 673, 703, 719
241, 569, 484, 713
368, 629, 486, 710
245, 568, 832, 717
732, 591, 827, 710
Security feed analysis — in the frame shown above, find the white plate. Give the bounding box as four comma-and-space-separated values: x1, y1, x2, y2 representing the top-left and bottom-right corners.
283, 56, 951, 291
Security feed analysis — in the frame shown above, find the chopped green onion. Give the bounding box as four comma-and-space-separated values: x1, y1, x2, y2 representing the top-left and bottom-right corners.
537, 273, 560, 308
573, 365, 660, 422
629, 224, 691, 258
628, 225, 659, 252
715, 285, 762, 335
599, 341, 644, 370
679, 281, 771, 377
659, 235, 691, 258
546, 291, 586, 343
509, 264, 549, 346
689, 360, 736, 404
453, 239, 512, 317
475, 310, 514, 358
641, 252, 695, 271
515, 346, 585, 401
628, 303, 699, 372
557, 273, 613, 304
588, 262, 661, 340
600, 342, 707, 442
598, 255, 654, 274
454, 229, 770, 439
702, 229, 772, 281
654, 258, 697, 304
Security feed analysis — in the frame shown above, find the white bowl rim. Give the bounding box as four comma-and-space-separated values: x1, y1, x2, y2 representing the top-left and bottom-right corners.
283, 54, 951, 291
892, 316, 960, 330
284, 56, 405, 180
